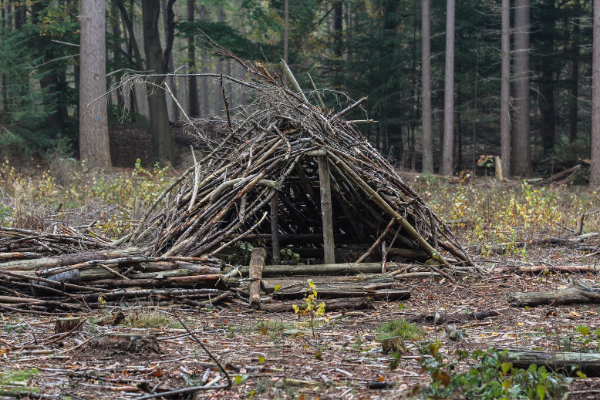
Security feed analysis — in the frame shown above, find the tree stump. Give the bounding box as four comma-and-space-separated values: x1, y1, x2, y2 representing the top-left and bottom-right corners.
54, 317, 82, 334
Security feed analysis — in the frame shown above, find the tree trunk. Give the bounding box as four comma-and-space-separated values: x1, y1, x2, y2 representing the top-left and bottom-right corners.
334, 1, 343, 58
512, 0, 533, 177
440, 0, 455, 176
142, 0, 174, 166
111, 8, 125, 108
160, 0, 179, 122
592, 0, 600, 185
500, 0, 511, 177
187, 0, 199, 118
283, 0, 289, 86
199, 6, 209, 116
79, 0, 112, 169
539, 67, 556, 155
421, 0, 433, 174
569, 3, 580, 144
32, 2, 65, 136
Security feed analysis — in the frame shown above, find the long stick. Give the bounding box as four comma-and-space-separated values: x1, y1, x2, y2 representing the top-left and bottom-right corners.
355, 218, 394, 263
280, 59, 309, 103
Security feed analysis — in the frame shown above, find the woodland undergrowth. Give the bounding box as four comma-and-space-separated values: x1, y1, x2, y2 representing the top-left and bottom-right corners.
1, 158, 599, 256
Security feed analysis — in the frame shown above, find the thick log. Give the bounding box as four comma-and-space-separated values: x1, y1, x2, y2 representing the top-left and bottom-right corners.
495, 265, 600, 274
499, 348, 600, 377
273, 289, 410, 301
87, 334, 161, 354
548, 164, 581, 182
249, 248, 267, 308
508, 286, 600, 307
92, 274, 222, 288
317, 155, 335, 264
260, 297, 373, 313
0, 248, 142, 271
55, 317, 82, 333
229, 262, 414, 277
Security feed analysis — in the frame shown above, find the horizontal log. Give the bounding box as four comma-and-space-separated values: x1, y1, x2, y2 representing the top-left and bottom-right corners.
495, 265, 600, 274
92, 274, 222, 288
260, 297, 373, 313
0, 252, 43, 260
508, 286, 600, 307
499, 348, 600, 377
228, 262, 414, 277
238, 233, 350, 244
0, 248, 142, 272
273, 289, 410, 301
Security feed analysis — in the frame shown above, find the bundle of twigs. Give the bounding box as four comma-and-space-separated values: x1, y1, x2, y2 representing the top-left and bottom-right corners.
124, 45, 471, 270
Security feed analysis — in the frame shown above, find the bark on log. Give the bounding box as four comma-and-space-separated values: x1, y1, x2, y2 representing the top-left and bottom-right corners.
508, 286, 600, 307
499, 348, 600, 377
0, 248, 142, 271
495, 265, 600, 274
92, 274, 222, 288
260, 297, 373, 313
273, 289, 410, 301
249, 248, 267, 308
230, 262, 414, 277
87, 334, 161, 354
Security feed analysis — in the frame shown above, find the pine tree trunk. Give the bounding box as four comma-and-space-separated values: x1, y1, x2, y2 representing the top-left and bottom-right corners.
79, 0, 111, 169
142, 0, 174, 166
160, 0, 179, 123
512, 0, 533, 177
187, 0, 199, 118
200, 6, 210, 116
569, 9, 580, 144
441, 0, 455, 176
592, 0, 600, 185
421, 0, 433, 174
500, 0, 511, 177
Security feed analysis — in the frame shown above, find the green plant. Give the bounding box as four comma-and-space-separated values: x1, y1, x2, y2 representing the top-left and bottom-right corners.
0, 203, 11, 226
280, 245, 301, 263
227, 241, 255, 265
124, 309, 183, 329
415, 345, 571, 399
376, 319, 425, 341
292, 279, 326, 337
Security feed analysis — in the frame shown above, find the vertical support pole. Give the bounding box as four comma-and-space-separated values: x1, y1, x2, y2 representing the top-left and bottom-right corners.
271, 193, 281, 265
317, 155, 335, 264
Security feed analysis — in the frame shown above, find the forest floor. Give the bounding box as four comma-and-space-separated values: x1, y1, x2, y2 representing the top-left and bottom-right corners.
1, 268, 600, 399
1, 158, 600, 399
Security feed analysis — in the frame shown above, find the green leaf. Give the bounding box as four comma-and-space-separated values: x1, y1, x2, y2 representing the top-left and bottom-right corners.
501, 362, 512, 373
258, 356, 265, 364
536, 384, 546, 400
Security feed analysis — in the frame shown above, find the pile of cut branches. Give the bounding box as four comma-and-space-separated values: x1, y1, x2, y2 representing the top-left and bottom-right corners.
0, 49, 475, 314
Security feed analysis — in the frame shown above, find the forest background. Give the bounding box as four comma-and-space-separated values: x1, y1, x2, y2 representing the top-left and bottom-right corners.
0, 0, 599, 183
